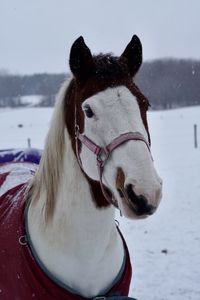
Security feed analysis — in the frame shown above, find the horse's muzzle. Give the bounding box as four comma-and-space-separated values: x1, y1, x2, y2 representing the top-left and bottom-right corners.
125, 184, 156, 216
116, 167, 157, 217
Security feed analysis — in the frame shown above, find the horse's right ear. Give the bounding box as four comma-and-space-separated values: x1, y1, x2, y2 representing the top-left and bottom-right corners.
121, 35, 143, 77
69, 36, 95, 83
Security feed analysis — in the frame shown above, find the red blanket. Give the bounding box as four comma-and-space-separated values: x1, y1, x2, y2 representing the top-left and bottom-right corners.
0, 163, 132, 300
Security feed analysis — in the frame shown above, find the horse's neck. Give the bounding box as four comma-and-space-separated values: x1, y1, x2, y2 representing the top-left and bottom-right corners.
27, 132, 124, 298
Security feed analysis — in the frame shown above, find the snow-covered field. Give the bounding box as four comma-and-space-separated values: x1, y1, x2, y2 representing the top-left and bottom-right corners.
0, 106, 200, 300
20, 95, 44, 107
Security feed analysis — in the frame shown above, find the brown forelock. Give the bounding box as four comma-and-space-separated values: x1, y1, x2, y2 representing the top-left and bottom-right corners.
64, 54, 151, 208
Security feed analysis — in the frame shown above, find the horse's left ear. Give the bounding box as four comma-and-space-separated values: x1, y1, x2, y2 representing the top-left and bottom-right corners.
69, 36, 95, 83
121, 35, 142, 77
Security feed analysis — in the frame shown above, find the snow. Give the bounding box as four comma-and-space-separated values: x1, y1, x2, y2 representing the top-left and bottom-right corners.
0, 108, 52, 149
120, 106, 200, 300
0, 163, 37, 197
20, 95, 44, 107
0, 106, 200, 300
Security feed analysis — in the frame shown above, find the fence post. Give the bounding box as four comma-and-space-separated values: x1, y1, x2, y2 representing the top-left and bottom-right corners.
27, 138, 31, 148
194, 124, 198, 148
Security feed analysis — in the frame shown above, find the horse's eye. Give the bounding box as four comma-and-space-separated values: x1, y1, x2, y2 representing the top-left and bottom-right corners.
83, 105, 94, 118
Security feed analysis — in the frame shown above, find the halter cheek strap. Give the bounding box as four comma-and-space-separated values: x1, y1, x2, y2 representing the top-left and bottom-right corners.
75, 124, 151, 208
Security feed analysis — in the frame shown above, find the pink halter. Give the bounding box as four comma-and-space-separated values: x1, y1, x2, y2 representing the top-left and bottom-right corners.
75, 124, 151, 208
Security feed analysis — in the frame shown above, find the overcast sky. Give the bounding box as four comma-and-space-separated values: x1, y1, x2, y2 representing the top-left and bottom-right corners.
0, 0, 200, 74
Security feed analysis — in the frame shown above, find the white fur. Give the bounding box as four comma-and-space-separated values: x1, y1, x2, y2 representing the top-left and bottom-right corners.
27, 83, 162, 297
80, 86, 162, 217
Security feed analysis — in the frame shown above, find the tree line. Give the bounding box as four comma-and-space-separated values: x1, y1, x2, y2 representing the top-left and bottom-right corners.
0, 73, 67, 107
0, 59, 199, 109
135, 59, 200, 109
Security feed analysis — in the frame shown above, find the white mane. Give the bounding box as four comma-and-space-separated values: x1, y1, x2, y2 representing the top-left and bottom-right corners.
27, 78, 71, 221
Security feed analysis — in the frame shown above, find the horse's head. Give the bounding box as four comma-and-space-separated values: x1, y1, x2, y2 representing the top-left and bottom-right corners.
65, 35, 162, 219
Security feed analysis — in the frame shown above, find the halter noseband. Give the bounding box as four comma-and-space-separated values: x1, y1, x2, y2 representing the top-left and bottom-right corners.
75, 122, 151, 208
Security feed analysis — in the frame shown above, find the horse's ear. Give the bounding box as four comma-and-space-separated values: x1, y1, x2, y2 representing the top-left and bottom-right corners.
121, 35, 142, 77
69, 36, 95, 83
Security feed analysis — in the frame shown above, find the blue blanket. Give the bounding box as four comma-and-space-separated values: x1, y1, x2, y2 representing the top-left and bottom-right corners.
0, 148, 42, 165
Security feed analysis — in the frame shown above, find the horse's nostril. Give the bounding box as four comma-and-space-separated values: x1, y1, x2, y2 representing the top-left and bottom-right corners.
125, 184, 155, 216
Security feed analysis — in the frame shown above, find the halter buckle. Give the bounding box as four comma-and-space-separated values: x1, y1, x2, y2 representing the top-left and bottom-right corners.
97, 147, 109, 167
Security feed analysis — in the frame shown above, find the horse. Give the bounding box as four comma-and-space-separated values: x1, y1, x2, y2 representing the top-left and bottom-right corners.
0, 35, 162, 300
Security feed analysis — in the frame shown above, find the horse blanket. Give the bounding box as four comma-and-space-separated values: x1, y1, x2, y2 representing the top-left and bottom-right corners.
0, 149, 133, 300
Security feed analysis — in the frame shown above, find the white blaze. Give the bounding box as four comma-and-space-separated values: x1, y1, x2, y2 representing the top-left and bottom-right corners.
80, 86, 162, 217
